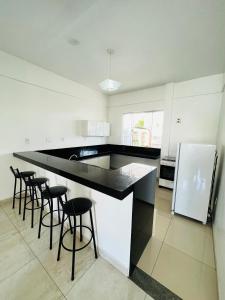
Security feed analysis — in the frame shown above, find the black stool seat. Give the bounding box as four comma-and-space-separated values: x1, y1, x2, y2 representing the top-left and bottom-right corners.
18, 171, 35, 178
28, 177, 48, 186
42, 186, 68, 199
63, 198, 92, 216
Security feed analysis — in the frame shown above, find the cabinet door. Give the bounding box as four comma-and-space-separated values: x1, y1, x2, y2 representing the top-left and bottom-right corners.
96, 122, 104, 136
87, 121, 97, 136
80, 120, 110, 137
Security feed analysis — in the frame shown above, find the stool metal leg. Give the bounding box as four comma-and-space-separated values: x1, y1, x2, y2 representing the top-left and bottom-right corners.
65, 194, 73, 234
57, 197, 61, 224
57, 211, 65, 261
28, 185, 31, 198
38, 195, 44, 238
12, 178, 17, 209
19, 178, 22, 214
89, 209, 98, 259
31, 186, 35, 228
50, 198, 53, 250
23, 185, 28, 221
34, 187, 39, 207
71, 215, 76, 281
80, 215, 83, 242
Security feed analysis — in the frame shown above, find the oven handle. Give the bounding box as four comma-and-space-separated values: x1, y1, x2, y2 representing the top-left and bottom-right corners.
160, 161, 176, 167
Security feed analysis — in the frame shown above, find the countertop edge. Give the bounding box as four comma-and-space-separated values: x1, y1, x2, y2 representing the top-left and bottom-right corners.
13, 152, 134, 200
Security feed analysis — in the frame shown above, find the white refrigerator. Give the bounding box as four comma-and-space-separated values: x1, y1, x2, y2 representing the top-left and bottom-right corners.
172, 143, 216, 224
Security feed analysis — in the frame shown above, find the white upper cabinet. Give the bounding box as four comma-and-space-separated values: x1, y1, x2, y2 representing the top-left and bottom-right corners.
78, 120, 110, 137
103, 122, 110, 137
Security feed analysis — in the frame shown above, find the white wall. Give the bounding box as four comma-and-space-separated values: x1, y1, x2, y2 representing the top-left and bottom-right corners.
213, 74, 225, 300
108, 85, 166, 145
0, 50, 107, 200
108, 74, 223, 158
169, 75, 223, 156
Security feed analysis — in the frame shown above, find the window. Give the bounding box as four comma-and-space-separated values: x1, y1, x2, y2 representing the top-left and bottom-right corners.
122, 111, 164, 148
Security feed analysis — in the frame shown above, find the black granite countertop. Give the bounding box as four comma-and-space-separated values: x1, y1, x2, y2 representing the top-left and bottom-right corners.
13, 150, 157, 200
39, 144, 161, 161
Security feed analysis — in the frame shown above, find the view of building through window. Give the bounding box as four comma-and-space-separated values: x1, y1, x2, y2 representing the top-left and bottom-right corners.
122, 111, 164, 148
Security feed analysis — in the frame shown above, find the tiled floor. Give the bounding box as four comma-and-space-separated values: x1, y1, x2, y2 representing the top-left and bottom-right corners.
0, 198, 153, 300
137, 187, 218, 300
0, 188, 218, 300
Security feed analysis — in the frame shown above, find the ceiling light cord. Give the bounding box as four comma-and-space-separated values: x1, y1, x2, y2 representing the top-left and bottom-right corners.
99, 48, 121, 92
107, 48, 113, 79
108, 51, 111, 79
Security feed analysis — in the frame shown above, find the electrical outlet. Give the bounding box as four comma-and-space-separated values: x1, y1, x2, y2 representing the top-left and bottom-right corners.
25, 138, 30, 145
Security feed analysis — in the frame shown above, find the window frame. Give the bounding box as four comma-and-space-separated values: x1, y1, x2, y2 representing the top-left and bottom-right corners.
121, 110, 164, 148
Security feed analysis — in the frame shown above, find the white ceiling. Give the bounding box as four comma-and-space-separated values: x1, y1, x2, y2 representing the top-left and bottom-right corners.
0, 0, 225, 94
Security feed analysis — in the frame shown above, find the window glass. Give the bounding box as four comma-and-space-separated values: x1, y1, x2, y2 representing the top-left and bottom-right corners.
122, 111, 164, 148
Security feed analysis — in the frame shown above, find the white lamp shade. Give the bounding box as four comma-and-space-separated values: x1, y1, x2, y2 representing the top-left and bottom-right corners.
99, 78, 121, 92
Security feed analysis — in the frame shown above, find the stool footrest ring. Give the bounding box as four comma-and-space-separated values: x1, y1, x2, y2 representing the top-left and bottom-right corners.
41, 209, 69, 227
14, 190, 30, 199
61, 225, 93, 252
25, 198, 48, 211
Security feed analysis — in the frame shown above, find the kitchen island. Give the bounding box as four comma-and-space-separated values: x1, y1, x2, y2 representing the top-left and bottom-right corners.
14, 144, 158, 276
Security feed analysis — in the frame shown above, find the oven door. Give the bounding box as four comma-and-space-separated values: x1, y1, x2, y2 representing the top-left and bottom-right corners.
160, 164, 175, 181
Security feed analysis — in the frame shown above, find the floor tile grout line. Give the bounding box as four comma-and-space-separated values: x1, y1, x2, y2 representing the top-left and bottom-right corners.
155, 210, 216, 271
164, 215, 216, 269
2, 199, 98, 299
163, 213, 173, 242
199, 226, 216, 270
63, 258, 98, 297
142, 190, 218, 299
0, 257, 37, 285
18, 232, 64, 296
4, 198, 172, 299
0, 205, 39, 285
3, 209, 40, 233
162, 241, 217, 270
150, 240, 163, 277
0, 208, 20, 234
24, 239, 65, 298
151, 213, 173, 276
211, 227, 217, 273
1, 201, 64, 297
152, 216, 216, 276
15, 224, 65, 296
28, 221, 98, 298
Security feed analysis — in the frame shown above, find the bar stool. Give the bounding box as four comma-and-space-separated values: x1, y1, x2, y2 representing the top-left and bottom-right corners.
38, 185, 72, 250
21, 173, 48, 228
57, 197, 98, 281
10, 166, 35, 214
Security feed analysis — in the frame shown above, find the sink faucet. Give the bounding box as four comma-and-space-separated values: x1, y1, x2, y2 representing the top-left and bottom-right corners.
69, 154, 78, 160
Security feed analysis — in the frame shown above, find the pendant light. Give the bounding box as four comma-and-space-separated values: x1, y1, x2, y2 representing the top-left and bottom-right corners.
99, 48, 121, 92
